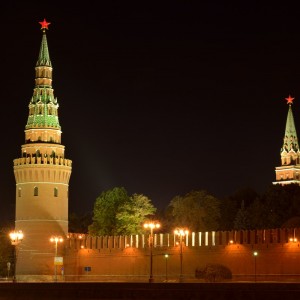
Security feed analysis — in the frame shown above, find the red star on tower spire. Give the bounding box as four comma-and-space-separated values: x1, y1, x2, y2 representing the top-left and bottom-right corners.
39, 18, 51, 31
285, 95, 295, 105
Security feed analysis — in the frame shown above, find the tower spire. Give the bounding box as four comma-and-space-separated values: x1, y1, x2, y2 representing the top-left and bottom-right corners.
37, 19, 52, 67
26, 19, 59, 130
282, 95, 299, 153
274, 95, 300, 185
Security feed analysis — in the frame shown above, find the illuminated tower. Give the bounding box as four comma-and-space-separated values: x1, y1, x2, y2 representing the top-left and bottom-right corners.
13, 19, 72, 280
274, 95, 300, 185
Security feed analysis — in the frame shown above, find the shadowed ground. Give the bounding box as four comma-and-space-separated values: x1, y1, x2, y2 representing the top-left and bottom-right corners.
1, 282, 300, 300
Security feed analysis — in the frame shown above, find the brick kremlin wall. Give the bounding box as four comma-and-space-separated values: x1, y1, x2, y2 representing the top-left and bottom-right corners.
62, 228, 300, 282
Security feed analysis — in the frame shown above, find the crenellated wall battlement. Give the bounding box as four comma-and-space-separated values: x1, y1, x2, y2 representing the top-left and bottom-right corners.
66, 227, 300, 250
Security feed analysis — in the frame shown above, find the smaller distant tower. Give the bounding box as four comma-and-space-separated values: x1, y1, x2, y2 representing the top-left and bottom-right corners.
274, 95, 300, 185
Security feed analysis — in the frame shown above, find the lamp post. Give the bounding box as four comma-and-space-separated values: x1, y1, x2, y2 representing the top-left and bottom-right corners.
164, 254, 169, 281
9, 230, 24, 283
50, 236, 63, 282
143, 221, 160, 283
7, 262, 11, 280
253, 251, 258, 282
174, 228, 189, 283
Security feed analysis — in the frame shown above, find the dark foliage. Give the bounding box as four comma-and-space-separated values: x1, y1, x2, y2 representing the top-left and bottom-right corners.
165, 190, 221, 232
195, 263, 232, 282
219, 187, 258, 230
0, 227, 14, 277
68, 212, 92, 234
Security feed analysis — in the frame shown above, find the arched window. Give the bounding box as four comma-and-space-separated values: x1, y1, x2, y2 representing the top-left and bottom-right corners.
18, 188, 21, 197
54, 187, 58, 197
34, 186, 38, 196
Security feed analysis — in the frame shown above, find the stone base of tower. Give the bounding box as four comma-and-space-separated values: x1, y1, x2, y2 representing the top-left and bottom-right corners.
15, 220, 67, 282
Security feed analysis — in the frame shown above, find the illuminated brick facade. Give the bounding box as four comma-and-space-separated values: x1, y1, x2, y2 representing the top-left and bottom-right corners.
64, 229, 300, 282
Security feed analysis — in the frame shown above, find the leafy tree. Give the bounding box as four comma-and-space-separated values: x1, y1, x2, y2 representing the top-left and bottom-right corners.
167, 190, 220, 232
230, 187, 258, 208
116, 194, 156, 235
218, 196, 239, 230
233, 200, 251, 230
281, 216, 300, 228
69, 212, 92, 233
89, 187, 129, 236
89, 187, 156, 236
158, 205, 174, 233
220, 187, 259, 230
261, 184, 300, 228
247, 198, 267, 229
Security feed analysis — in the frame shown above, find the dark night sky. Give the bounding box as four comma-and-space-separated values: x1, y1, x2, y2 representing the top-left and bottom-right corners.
0, 1, 300, 225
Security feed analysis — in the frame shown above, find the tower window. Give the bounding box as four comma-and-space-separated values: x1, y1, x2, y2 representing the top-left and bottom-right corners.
34, 186, 38, 196
18, 188, 21, 197
54, 187, 58, 197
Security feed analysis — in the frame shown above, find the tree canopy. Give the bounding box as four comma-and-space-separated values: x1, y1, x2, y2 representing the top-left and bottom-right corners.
166, 190, 221, 232
88, 187, 156, 236
231, 184, 300, 230
85, 184, 300, 235
68, 212, 92, 234
116, 193, 157, 235
219, 187, 258, 230
259, 183, 300, 228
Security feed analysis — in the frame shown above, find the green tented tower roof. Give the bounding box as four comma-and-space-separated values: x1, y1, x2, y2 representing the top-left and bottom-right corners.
26, 21, 60, 130
281, 95, 299, 153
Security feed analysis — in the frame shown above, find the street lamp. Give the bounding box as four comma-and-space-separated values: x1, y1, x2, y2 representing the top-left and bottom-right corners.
7, 262, 11, 280
143, 221, 160, 283
164, 254, 169, 281
9, 230, 24, 283
50, 236, 63, 282
253, 251, 258, 282
174, 228, 189, 283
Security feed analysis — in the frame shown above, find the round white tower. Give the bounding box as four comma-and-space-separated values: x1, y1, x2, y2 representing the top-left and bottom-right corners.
13, 19, 72, 281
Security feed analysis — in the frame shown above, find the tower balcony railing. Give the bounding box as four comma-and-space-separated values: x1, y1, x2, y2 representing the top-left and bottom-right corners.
25, 139, 61, 145
13, 156, 72, 167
